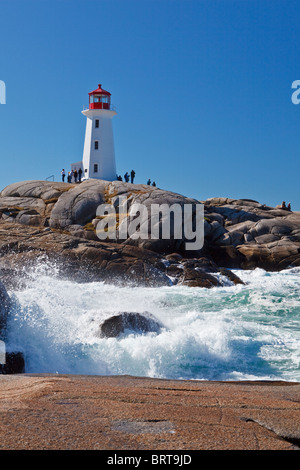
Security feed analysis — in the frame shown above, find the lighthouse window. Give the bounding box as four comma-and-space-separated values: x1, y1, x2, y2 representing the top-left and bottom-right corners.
94, 141, 99, 150
94, 95, 109, 103
94, 164, 98, 173
95, 119, 99, 128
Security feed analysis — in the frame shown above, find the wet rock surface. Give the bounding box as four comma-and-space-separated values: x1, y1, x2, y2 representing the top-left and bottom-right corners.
98, 312, 163, 338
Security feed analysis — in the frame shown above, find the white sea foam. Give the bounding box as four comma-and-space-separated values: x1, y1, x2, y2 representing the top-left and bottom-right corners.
5, 264, 300, 381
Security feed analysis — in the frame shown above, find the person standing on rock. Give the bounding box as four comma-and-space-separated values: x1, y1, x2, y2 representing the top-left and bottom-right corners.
61, 169, 65, 182
78, 168, 83, 183
147, 179, 151, 185
131, 170, 135, 184
74, 169, 78, 183
124, 172, 129, 182
152, 181, 156, 187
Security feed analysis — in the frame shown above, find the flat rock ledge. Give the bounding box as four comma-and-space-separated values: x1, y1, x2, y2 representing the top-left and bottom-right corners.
0, 374, 299, 450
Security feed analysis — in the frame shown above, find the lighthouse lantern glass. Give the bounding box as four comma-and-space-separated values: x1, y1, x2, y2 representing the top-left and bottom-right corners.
89, 94, 111, 110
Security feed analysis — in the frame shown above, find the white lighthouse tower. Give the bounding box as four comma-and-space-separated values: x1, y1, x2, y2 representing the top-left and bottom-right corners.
73, 83, 117, 181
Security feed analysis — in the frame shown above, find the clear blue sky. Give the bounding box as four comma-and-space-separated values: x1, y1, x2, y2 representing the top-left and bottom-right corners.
1, 0, 300, 209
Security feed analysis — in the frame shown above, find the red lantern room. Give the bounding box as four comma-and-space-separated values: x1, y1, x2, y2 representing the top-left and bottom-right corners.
88, 84, 111, 110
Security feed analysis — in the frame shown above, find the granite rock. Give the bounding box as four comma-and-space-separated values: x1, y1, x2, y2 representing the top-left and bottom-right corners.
0, 180, 299, 286
98, 312, 163, 338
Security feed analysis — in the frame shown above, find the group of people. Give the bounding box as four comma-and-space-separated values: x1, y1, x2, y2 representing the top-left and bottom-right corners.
116, 170, 157, 187
61, 167, 157, 187
281, 201, 292, 211
116, 169, 136, 183
61, 168, 83, 184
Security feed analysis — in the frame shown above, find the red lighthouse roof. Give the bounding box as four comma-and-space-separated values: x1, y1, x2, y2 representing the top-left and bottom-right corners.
88, 84, 111, 96
88, 83, 112, 110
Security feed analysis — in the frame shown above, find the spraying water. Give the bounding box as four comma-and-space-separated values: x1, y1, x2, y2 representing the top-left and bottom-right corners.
5, 262, 300, 381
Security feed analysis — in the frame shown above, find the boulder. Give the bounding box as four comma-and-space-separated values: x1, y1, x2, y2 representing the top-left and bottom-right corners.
0, 352, 25, 374
219, 268, 245, 285
238, 242, 300, 271
165, 253, 183, 262
181, 267, 221, 288
206, 221, 227, 243
49, 179, 109, 228
210, 245, 247, 269
98, 312, 163, 338
0, 282, 25, 375
0, 180, 74, 201
16, 210, 45, 227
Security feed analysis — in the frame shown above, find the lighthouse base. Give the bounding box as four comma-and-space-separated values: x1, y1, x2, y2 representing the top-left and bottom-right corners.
70, 160, 117, 183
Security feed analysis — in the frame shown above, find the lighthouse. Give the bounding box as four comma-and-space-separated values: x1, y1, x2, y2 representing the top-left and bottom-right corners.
72, 84, 117, 181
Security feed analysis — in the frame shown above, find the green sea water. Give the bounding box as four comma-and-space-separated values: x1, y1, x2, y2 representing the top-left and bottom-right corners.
6, 265, 300, 381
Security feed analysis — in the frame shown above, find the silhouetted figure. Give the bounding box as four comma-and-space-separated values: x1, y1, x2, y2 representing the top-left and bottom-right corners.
147, 179, 151, 185
131, 170, 135, 184
124, 172, 129, 182
287, 202, 291, 211
152, 181, 156, 187
61, 169, 65, 182
78, 168, 83, 183
117, 175, 123, 181
74, 169, 78, 183
281, 201, 286, 209
67, 171, 71, 183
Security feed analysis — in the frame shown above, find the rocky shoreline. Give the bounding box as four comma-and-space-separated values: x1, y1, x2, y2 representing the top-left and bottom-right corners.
0, 180, 299, 449
0, 180, 299, 362
0, 179, 299, 371
0, 179, 299, 291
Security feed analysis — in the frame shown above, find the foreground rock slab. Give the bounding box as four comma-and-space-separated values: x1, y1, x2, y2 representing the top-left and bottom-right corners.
0, 374, 299, 450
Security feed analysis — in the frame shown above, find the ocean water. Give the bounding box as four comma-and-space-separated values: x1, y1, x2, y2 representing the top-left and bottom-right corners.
5, 263, 300, 382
